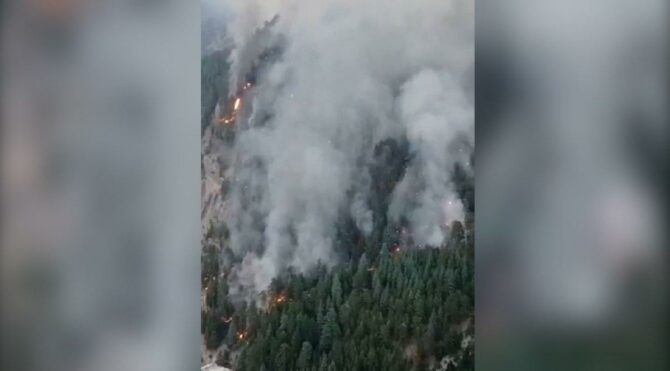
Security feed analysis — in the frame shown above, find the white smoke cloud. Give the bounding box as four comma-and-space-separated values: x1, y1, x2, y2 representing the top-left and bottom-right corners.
221, 0, 473, 296
390, 69, 472, 246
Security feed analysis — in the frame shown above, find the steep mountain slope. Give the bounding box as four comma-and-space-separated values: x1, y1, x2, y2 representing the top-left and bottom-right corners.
201, 2, 474, 369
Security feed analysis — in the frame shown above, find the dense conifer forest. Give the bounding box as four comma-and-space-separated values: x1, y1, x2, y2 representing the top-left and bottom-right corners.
202, 220, 473, 370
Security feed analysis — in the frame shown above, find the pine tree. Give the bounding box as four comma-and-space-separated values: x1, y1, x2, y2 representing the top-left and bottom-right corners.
318, 355, 329, 371
225, 320, 238, 347
319, 305, 339, 353
331, 273, 343, 307
275, 343, 291, 370
372, 272, 382, 299
353, 253, 370, 289
296, 341, 313, 370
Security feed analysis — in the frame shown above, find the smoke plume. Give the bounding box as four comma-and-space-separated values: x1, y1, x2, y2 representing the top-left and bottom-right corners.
221, 0, 474, 297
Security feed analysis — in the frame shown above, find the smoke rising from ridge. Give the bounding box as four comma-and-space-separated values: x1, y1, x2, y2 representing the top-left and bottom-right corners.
221, 0, 474, 297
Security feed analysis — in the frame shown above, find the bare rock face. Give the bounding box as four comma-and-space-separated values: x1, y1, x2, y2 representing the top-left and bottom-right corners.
201, 124, 229, 237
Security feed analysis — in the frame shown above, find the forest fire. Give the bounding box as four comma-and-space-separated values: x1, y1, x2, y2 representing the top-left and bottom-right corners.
198, 1, 476, 368
217, 96, 240, 125
274, 294, 287, 304
266, 293, 288, 310
217, 115, 235, 125
217, 82, 252, 126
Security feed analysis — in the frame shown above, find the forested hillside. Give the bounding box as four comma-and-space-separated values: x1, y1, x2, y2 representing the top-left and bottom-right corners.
202, 221, 473, 370
200, 3, 474, 368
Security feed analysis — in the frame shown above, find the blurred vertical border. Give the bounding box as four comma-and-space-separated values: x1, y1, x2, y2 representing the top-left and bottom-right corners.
476, 0, 668, 370
1, 1, 201, 371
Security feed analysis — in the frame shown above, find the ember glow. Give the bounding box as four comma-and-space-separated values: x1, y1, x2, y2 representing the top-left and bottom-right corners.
267, 293, 288, 308
216, 97, 241, 125
217, 116, 234, 125
216, 82, 252, 126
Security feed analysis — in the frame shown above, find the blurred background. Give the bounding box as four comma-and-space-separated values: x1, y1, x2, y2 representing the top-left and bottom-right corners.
1, 1, 200, 371
1, 0, 667, 370
476, 0, 668, 370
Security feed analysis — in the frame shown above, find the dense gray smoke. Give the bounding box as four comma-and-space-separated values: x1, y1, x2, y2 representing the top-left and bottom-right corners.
221, 0, 474, 296
227, 0, 285, 93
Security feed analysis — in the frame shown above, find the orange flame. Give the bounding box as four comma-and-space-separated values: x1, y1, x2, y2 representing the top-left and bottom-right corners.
216, 82, 253, 126
217, 115, 235, 125
268, 293, 288, 309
